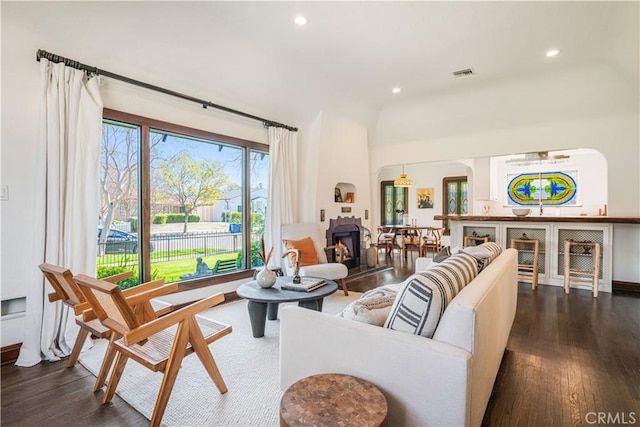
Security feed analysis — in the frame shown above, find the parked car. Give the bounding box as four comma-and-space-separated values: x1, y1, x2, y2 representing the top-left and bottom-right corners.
98, 228, 154, 254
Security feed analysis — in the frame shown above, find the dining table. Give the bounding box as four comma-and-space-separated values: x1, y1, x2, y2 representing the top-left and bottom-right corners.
378, 224, 433, 256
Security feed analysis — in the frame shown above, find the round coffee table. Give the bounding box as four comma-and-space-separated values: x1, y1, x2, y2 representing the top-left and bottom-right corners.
280, 373, 388, 427
236, 276, 337, 338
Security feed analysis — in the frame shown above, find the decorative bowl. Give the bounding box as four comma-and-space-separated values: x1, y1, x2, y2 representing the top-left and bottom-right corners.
512, 208, 531, 217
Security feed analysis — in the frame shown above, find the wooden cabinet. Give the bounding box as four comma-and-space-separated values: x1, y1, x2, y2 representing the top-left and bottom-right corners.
450, 220, 612, 292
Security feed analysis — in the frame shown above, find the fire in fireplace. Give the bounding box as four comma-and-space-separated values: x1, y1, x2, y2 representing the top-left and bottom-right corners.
326, 217, 362, 269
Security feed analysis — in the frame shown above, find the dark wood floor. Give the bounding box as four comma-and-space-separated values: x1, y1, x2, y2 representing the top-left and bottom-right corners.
2, 251, 639, 426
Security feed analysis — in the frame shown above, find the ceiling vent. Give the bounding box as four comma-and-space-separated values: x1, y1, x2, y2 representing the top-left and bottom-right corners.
452, 68, 474, 79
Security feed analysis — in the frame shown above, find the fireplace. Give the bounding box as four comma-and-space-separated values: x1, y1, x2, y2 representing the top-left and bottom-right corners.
326, 217, 362, 269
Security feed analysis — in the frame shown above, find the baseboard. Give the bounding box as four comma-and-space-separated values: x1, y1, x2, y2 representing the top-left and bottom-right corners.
1, 343, 22, 366
612, 280, 640, 293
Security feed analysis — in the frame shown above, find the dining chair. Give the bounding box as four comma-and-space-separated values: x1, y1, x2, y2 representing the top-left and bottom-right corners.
39, 263, 176, 392
73, 274, 232, 427
422, 228, 444, 257
401, 227, 423, 259
376, 226, 396, 256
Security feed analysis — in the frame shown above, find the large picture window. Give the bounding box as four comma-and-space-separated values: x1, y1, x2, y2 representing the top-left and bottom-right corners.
97, 109, 268, 286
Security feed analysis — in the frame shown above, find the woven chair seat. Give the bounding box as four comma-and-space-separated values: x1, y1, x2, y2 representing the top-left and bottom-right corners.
116, 318, 231, 368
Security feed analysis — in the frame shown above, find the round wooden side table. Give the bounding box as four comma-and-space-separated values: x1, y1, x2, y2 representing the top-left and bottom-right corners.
280, 373, 388, 427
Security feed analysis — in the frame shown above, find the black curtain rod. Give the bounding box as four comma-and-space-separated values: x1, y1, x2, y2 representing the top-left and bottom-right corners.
36, 49, 298, 132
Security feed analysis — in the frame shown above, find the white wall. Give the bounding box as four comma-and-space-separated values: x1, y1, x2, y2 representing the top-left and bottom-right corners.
301, 111, 372, 237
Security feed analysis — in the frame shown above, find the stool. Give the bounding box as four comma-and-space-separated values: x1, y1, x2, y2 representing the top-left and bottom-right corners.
280, 373, 388, 427
510, 238, 540, 290
463, 235, 489, 247
563, 240, 601, 297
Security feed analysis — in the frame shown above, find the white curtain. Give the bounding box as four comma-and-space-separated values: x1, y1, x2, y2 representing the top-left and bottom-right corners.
16, 59, 103, 367
265, 127, 298, 267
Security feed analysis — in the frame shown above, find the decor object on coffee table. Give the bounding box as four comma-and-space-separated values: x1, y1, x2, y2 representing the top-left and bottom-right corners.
281, 248, 301, 284
256, 236, 276, 288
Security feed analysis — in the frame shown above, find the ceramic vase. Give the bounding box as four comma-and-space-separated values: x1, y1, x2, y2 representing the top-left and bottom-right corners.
366, 244, 378, 268
256, 267, 277, 288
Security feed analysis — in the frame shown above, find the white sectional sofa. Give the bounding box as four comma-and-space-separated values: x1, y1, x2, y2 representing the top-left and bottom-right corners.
280, 248, 518, 427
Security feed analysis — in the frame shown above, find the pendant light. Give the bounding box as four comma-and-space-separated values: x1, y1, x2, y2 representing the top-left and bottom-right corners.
394, 165, 413, 187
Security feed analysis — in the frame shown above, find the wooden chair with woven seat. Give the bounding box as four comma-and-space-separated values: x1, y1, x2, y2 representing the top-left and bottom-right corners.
376, 226, 397, 256
422, 228, 444, 257
39, 263, 176, 392
401, 227, 423, 259
73, 274, 232, 427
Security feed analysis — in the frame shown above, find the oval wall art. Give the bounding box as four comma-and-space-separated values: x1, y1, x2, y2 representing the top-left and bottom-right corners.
507, 171, 577, 206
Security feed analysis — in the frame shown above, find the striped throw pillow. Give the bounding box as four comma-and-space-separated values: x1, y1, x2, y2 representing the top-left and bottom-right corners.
461, 241, 502, 271
384, 252, 479, 338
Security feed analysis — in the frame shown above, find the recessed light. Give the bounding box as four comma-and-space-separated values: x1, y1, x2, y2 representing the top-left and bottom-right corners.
546, 49, 560, 57
294, 15, 308, 26
392, 87, 401, 94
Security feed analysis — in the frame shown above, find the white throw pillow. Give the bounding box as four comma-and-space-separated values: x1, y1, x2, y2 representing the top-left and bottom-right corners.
340, 287, 397, 326
384, 252, 479, 338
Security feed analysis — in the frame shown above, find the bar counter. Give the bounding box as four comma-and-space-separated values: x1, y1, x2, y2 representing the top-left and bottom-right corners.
434, 215, 640, 224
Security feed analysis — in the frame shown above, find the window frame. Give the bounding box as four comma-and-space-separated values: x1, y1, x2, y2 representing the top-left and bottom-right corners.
103, 108, 265, 288
380, 181, 408, 226
441, 176, 468, 235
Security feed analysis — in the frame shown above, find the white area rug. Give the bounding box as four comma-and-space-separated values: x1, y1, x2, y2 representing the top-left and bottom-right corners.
79, 292, 360, 426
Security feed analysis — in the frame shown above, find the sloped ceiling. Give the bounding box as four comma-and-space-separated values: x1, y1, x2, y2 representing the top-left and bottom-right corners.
5, 1, 638, 130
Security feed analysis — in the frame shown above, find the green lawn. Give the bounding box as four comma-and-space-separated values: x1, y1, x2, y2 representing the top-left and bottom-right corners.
97, 252, 241, 286
152, 253, 240, 283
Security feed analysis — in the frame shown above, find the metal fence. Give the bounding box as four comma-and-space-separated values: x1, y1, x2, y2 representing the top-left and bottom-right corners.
97, 230, 249, 267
